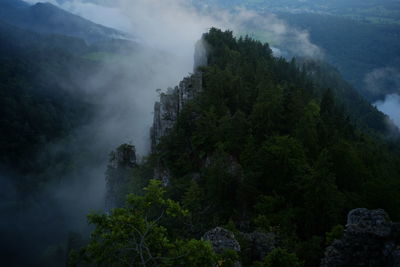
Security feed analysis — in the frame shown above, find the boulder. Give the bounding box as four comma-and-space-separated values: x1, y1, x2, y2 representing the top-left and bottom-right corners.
321, 208, 400, 267
203, 227, 241, 254
109, 143, 136, 169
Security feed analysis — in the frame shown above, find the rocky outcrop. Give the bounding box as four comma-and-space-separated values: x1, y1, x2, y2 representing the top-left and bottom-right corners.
105, 144, 137, 209
150, 39, 207, 185
321, 208, 400, 267
203, 227, 241, 254
150, 72, 202, 151
150, 72, 202, 185
108, 143, 137, 169
150, 38, 206, 151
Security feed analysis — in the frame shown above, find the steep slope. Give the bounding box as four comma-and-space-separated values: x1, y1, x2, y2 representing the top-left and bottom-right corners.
299, 59, 391, 134
0, 19, 89, 53
0, 21, 94, 176
0, 0, 125, 43
87, 29, 400, 267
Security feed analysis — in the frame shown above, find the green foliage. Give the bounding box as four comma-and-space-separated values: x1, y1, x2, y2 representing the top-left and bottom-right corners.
299, 151, 345, 236
105, 143, 150, 208
0, 22, 102, 195
326, 225, 345, 245
0, 49, 91, 174
255, 248, 302, 267
95, 28, 400, 266
295, 236, 323, 267
182, 180, 204, 213
217, 249, 240, 267
82, 180, 216, 266
254, 195, 297, 236
149, 28, 400, 265
171, 239, 216, 266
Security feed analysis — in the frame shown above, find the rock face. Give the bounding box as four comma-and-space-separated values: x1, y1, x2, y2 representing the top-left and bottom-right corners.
150, 72, 202, 185
109, 143, 137, 169
150, 72, 202, 150
150, 38, 207, 185
105, 144, 137, 209
321, 208, 400, 267
203, 227, 241, 254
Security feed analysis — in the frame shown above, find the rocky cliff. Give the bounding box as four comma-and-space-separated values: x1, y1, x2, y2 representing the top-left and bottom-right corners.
150, 72, 202, 185
150, 71, 203, 150
150, 39, 206, 151
150, 39, 205, 185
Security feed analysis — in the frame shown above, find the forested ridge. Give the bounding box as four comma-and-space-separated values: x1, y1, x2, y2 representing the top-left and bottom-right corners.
79, 29, 400, 266
0, 20, 132, 193
0, 21, 93, 178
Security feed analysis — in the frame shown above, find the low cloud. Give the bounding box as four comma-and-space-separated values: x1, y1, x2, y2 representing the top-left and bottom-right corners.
374, 94, 400, 129
366, 68, 400, 133
216, 7, 323, 58
24, 0, 323, 60
364, 67, 400, 98
59, 0, 133, 32
114, 0, 322, 59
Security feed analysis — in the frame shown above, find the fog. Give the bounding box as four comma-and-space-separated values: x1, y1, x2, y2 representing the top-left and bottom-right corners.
0, 42, 190, 265
5, 0, 323, 265
365, 67, 400, 98
366, 68, 400, 131
24, 0, 323, 60
374, 94, 400, 129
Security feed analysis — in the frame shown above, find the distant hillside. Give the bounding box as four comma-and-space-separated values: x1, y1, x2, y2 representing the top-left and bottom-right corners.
202, 0, 400, 24
0, 0, 126, 43
0, 21, 95, 176
278, 12, 400, 100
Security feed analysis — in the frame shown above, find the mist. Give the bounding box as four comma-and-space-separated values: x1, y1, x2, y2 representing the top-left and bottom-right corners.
0, 42, 191, 265
5, 0, 323, 265
24, 0, 322, 59
365, 68, 400, 131
365, 67, 400, 98
374, 94, 400, 129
